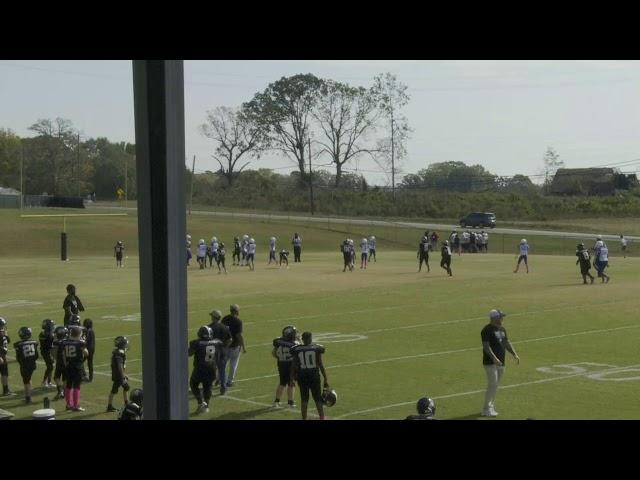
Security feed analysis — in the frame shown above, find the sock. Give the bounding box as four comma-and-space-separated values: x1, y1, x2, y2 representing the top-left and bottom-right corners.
288, 400, 294, 405
275, 398, 280, 403
64, 387, 71, 405
72, 388, 80, 408
2, 385, 8, 394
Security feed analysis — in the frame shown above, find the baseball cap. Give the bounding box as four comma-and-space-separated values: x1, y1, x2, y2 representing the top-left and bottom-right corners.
209, 309, 222, 319
489, 309, 507, 320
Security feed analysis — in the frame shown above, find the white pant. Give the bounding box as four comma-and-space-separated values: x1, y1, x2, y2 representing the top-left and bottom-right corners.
483, 364, 505, 412
225, 346, 242, 384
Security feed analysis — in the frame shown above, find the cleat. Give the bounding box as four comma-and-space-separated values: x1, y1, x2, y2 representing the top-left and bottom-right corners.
3, 391, 16, 397
72, 406, 85, 412
288, 401, 296, 408
219, 387, 227, 396
226, 382, 233, 388
273, 401, 281, 408
106, 405, 117, 412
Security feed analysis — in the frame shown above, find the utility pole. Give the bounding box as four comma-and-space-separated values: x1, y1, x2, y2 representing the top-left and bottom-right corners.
308, 138, 315, 216
189, 155, 196, 216
77, 133, 81, 197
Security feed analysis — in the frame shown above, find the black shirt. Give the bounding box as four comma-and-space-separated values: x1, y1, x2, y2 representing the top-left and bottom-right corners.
481, 323, 508, 365
52, 339, 64, 364
14, 340, 39, 368
291, 343, 325, 376
111, 348, 126, 380
273, 337, 297, 363
576, 249, 591, 268
62, 338, 86, 369
84, 328, 96, 352
222, 315, 243, 348
39, 330, 54, 355
189, 338, 223, 371
63, 294, 84, 323
208, 322, 231, 345
0, 333, 9, 357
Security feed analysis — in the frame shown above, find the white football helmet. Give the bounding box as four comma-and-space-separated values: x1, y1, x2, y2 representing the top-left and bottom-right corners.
186, 234, 191, 240
521, 239, 527, 244
362, 238, 367, 243
199, 239, 205, 245
271, 237, 276, 242
243, 234, 249, 240
369, 236, 375, 241
249, 238, 255, 244
596, 235, 602, 240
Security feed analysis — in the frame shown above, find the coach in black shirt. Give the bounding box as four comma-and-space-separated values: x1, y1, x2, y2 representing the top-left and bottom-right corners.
209, 309, 232, 394
480, 309, 519, 418
221, 304, 246, 388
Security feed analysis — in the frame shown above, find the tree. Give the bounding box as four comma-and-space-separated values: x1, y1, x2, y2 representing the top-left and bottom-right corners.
242, 74, 324, 183
399, 161, 497, 192
313, 80, 380, 187
496, 174, 538, 193
371, 73, 411, 199
200, 106, 267, 187
0, 128, 22, 190
543, 146, 563, 184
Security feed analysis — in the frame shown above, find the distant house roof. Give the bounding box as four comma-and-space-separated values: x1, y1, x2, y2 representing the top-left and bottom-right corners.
0, 187, 21, 196
550, 168, 616, 196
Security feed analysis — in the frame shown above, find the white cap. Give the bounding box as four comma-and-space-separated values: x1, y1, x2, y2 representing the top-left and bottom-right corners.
489, 309, 507, 320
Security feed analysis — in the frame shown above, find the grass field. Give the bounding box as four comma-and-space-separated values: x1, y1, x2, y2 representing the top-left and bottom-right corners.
1, 209, 639, 420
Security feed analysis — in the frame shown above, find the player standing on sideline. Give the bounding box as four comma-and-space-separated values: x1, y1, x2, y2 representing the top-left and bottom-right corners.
39, 319, 55, 388
341, 238, 351, 272
221, 304, 246, 387
430, 231, 439, 251
368, 236, 377, 262
440, 240, 452, 276
114, 241, 125, 267
14, 327, 38, 404
217, 242, 228, 274
63, 284, 85, 327
268, 237, 277, 264
197, 239, 207, 269
360, 237, 369, 269
273, 325, 299, 408
292, 233, 302, 262
207, 237, 215, 268
576, 243, 595, 285
186, 234, 192, 266
279, 249, 290, 268
620, 235, 628, 258
514, 239, 530, 274
82, 319, 95, 382
417, 236, 430, 272
483, 230, 489, 252
405, 396, 436, 420
208, 310, 231, 395
0, 318, 15, 396
106, 336, 129, 412
291, 331, 330, 420
247, 238, 256, 271
240, 234, 249, 266
62, 325, 88, 412
51, 326, 67, 400
232, 236, 241, 265
595, 241, 610, 283
453, 232, 461, 255
189, 326, 223, 414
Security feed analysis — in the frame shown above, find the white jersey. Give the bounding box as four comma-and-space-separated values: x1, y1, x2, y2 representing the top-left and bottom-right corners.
598, 246, 608, 262
519, 243, 529, 256
361, 240, 369, 254
211, 241, 219, 252
197, 244, 207, 257
270, 239, 276, 251
621, 237, 627, 247
483, 232, 489, 242
242, 241, 249, 253
369, 238, 376, 249
248, 243, 256, 255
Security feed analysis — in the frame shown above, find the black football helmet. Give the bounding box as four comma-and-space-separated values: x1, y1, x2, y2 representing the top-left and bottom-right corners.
115, 336, 129, 350
577, 243, 585, 250
42, 318, 55, 331
321, 388, 338, 407
416, 397, 436, 416
69, 314, 81, 326
54, 325, 68, 340
198, 325, 212, 340
130, 388, 143, 406
68, 325, 82, 338
282, 325, 297, 342
18, 326, 32, 340
0, 317, 6, 331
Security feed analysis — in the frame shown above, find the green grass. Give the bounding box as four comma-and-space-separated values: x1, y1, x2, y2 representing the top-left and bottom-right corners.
1, 237, 639, 419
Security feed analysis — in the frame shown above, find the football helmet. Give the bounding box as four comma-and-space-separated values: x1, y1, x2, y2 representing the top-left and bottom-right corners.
212, 236, 218, 242
249, 238, 255, 244
444, 240, 449, 245
369, 236, 375, 241
68, 325, 82, 338
282, 325, 297, 341
186, 234, 191, 240
83, 318, 93, 329
18, 326, 32, 340
199, 239, 205, 245
41, 318, 55, 330
321, 388, 338, 407
69, 314, 81, 326
521, 239, 527, 244
198, 325, 212, 340
115, 336, 129, 350
117, 240, 123, 245
54, 326, 68, 340
0, 317, 6, 331
416, 397, 436, 416
596, 235, 602, 240
130, 388, 143, 406
243, 234, 249, 240
271, 237, 276, 242
219, 242, 225, 248
577, 243, 584, 250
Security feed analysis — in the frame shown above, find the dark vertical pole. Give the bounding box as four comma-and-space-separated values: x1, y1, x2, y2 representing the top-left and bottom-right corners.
189, 155, 195, 216
132, 60, 188, 420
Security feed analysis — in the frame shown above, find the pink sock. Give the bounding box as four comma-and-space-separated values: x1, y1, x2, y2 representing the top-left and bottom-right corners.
72, 388, 80, 408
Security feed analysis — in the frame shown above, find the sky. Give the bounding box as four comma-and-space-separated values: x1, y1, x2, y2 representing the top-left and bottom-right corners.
1, 59, 640, 185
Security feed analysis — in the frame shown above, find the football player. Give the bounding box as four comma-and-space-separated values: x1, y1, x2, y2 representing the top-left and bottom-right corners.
368, 235, 377, 262
107, 336, 130, 412
576, 243, 595, 285
197, 239, 207, 269
272, 325, 299, 408
114, 240, 125, 268
279, 249, 290, 268
189, 326, 223, 414
291, 331, 330, 420
0, 317, 15, 396
83, 318, 96, 382
240, 234, 249, 266
63, 284, 85, 327
118, 388, 143, 420
360, 238, 369, 269
348, 239, 356, 271
186, 234, 192, 266
247, 238, 256, 271
51, 325, 68, 400
405, 396, 436, 420
14, 326, 39, 404
292, 233, 302, 262
217, 242, 228, 274
268, 237, 277, 264
208, 236, 219, 268
62, 325, 88, 412
232, 236, 241, 265
341, 238, 351, 272
39, 319, 56, 388
595, 241, 610, 283
418, 236, 430, 272
513, 239, 530, 274
440, 240, 452, 276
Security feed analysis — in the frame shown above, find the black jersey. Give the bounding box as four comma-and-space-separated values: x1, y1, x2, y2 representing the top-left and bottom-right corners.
189, 338, 222, 371
118, 402, 143, 420
279, 250, 289, 259
234, 240, 241, 252
62, 338, 86, 369
14, 340, 39, 368
39, 330, 54, 357
576, 249, 591, 268
419, 241, 430, 254
52, 338, 65, 364
273, 337, 297, 363
341, 242, 350, 254
441, 245, 451, 258
111, 348, 127, 380
0, 332, 9, 357
114, 244, 125, 255
291, 343, 325, 376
